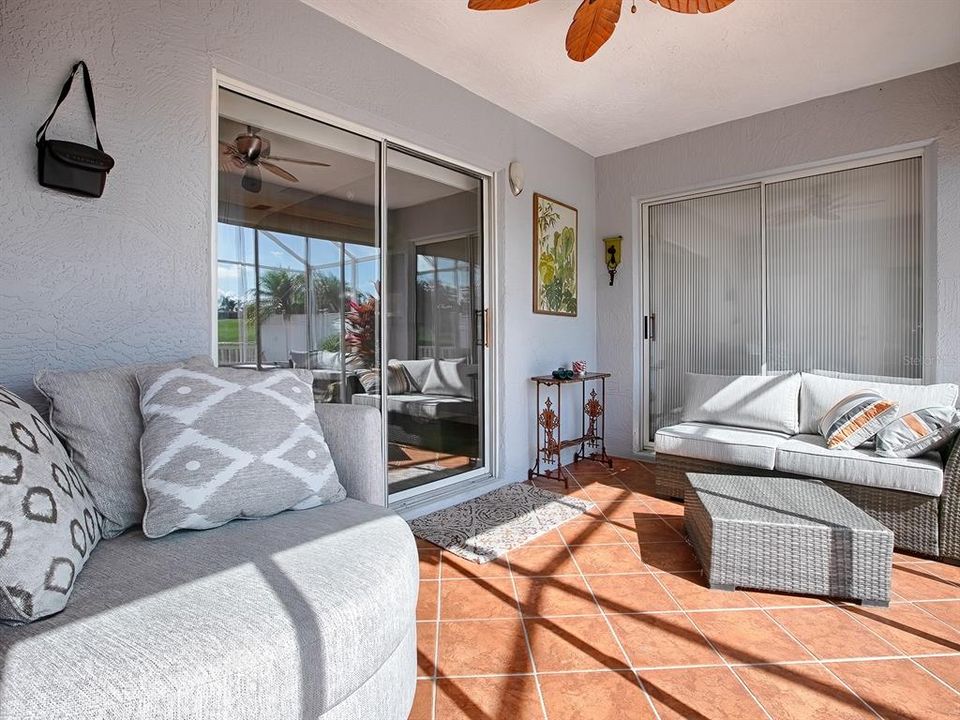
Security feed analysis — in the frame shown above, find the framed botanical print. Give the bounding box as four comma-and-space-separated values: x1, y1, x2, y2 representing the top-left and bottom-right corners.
533, 193, 578, 316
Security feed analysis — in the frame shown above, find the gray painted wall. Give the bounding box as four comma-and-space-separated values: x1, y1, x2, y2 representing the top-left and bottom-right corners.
0, 0, 597, 482
595, 64, 960, 456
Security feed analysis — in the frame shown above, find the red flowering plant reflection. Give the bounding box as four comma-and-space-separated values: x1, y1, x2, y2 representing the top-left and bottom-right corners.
343, 283, 379, 368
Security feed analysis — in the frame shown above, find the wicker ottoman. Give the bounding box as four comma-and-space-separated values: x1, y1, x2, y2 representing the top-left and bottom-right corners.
684, 474, 893, 606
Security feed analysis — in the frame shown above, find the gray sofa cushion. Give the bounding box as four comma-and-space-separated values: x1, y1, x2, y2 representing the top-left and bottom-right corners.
774, 434, 944, 497
0, 499, 418, 719
682, 372, 802, 434
34, 356, 212, 538
0, 388, 104, 623
137, 366, 345, 538
655, 422, 791, 470
353, 392, 478, 423
799, 372, 959, 435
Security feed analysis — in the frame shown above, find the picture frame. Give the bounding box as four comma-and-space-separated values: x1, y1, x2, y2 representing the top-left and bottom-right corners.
532, 193, 578, 317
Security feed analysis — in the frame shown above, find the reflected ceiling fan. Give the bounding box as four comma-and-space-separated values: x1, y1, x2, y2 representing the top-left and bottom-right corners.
468, 0, 735, 62
219, 126, 331, 193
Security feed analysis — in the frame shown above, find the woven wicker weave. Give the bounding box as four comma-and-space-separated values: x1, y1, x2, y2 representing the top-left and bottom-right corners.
656, 438, 960, 562
685, 474, 893, 605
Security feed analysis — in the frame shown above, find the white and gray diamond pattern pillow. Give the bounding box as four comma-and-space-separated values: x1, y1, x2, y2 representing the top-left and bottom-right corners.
137, 367, 345, 538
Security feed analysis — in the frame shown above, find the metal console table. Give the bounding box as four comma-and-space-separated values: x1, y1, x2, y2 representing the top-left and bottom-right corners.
528, 371, 613, 487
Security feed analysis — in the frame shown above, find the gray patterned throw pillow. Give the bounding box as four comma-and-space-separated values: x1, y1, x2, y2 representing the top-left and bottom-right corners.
0, 387, 104, 623
137, 366, 345, 538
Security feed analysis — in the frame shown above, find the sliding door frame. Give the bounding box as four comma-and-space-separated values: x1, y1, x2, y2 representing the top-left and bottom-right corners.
636, 145, 932, 452
211, 71, 498, 505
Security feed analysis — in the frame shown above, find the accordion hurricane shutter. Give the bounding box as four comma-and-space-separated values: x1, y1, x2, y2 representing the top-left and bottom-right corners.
820, 390, 900, 450
875, 407, 960, 458
136, 367, 345, 538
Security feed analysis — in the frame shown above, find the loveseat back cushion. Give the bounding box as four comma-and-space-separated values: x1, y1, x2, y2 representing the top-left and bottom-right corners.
681, 372, 801, 434
421, 359, 473, 398
774, 434, 944, 497
655, 422, 791, 470
137, 366, 345, 538
800, 372, 959, 435
34, 355, 212, 538
875, 406, 960, 458
0, 387, 104, 622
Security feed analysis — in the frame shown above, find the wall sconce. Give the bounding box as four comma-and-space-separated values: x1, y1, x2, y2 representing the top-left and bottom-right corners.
603, 235, 622, 286
508, 161, 524, 196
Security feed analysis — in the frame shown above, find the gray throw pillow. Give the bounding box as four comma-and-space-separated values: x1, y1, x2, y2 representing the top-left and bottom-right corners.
137, 366, 345, 538
0, 387, 104, 623
875, 406, 960, 458
34, 356, 212, 538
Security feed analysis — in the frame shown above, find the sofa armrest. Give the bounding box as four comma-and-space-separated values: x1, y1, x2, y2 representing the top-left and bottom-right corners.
315, 403, 386, 507
939, 436, 960, 562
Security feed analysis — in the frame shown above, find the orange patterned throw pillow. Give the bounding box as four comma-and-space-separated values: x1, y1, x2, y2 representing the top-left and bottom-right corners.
819, 390, 900, 450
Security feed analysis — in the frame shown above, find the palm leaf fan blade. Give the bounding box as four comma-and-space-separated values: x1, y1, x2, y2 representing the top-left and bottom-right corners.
566, 0, 623, 63
467, 0, 539, 9
260, 161, 299, 183
650, 0, 735, 13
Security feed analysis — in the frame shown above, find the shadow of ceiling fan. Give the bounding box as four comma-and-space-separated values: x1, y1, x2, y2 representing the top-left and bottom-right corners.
468, 0, 735, 62
219, 126, 331, 193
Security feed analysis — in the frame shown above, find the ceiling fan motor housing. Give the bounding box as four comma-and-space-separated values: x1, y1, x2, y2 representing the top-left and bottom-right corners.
236, 134, 269, 162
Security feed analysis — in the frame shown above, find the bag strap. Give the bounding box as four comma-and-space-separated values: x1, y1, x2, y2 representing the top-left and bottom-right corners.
35, 61, 103, 150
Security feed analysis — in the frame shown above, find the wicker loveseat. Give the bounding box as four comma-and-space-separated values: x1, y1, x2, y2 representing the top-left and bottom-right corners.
654, 371, 960, 563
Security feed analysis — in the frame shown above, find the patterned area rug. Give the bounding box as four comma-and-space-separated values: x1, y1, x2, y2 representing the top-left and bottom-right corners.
409, 483, 594, 563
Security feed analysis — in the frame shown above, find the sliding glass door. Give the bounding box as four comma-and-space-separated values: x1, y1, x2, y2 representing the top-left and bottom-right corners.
216, 87, 491, 498
642, 156, 923, 447
384, 148, 486, 494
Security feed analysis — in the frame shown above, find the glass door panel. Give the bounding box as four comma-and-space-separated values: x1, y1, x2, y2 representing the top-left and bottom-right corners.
385, 148, 485, 494
646, 186, 763, 442
216, 88, 380, 405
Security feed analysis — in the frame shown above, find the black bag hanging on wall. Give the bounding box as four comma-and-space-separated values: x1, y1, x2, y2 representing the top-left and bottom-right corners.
36, 61, 115, 197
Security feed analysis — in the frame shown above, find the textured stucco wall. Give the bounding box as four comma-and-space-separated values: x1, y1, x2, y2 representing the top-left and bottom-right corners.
595, 64, 960, 456
0, 0, 597, 482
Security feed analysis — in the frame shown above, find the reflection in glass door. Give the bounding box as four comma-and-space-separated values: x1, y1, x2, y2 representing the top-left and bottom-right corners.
216, 88, 380, 406
384, 148, 485, 494
217, 86, 490, 500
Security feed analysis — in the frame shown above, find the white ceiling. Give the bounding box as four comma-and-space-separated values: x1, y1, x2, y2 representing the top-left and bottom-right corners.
304, 0, 960, 157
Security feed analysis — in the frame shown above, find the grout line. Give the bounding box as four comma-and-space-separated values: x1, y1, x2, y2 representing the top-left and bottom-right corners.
400, 650, 960, 682
839, 597, 960, 699
909, 655, 960, 697
503, 548, 550, 719
557, 508, 665, 720
608, 501, 774, 720
429, 552, 443, 719
757, 606, 885, 719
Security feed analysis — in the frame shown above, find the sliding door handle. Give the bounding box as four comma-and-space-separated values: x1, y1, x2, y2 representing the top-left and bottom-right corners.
475, 309, 490, 348
644, 313, 657, 341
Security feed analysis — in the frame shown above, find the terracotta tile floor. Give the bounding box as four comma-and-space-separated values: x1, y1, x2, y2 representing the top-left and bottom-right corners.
409, 459, 960, 719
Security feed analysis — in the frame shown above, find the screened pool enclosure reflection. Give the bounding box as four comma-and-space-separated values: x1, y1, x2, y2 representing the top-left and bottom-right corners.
216, 224, 379, 403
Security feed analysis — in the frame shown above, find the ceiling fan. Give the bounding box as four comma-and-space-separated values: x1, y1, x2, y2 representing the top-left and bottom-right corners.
468, 0, 736, 62
219, 126, 332, 193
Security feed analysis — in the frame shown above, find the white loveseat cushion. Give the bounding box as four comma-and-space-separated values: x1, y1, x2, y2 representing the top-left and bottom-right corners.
800, 372, 959, 435
682, 372, 801, 434
655, 422, 791, 470
774, 434, 944, 497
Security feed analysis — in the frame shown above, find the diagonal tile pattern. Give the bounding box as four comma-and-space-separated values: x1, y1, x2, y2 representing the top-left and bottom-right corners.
410, 458, 960, 719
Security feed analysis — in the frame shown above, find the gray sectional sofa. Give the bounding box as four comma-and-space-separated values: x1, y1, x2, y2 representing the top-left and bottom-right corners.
0, 404, 418, 720
654, 371, 960, 562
